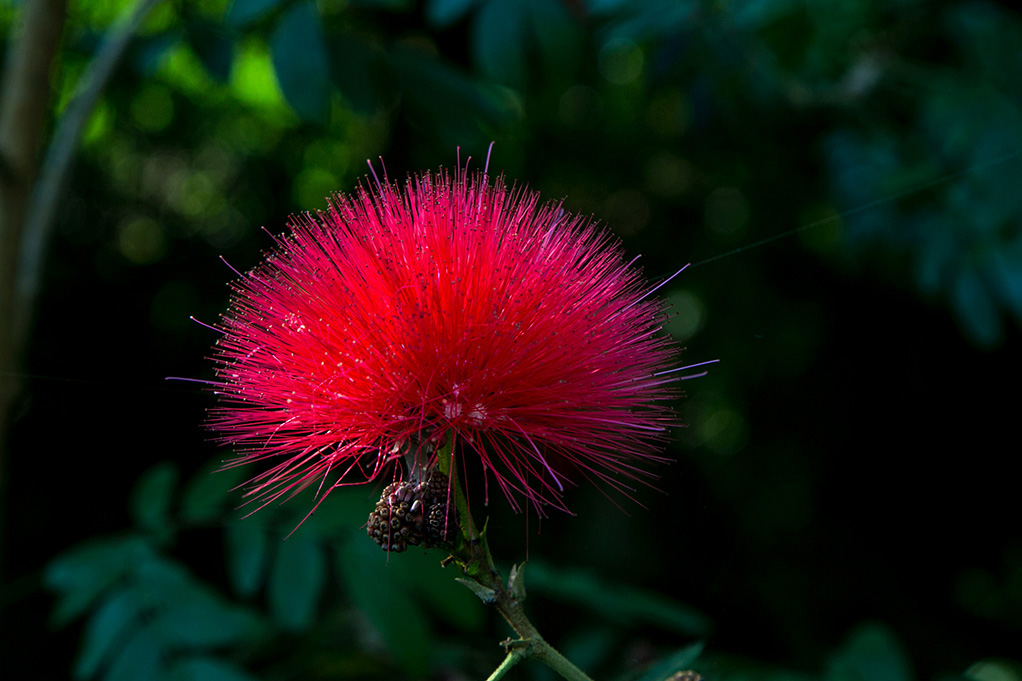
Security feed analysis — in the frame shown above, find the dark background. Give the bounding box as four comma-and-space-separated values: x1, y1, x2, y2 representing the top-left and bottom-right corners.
2, 1, 1020, 680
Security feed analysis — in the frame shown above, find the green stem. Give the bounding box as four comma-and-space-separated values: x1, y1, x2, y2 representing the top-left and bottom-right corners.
485, 647, 527, 681
434, 436, 478, 542
483, 577, 595, 681
434, 437, 596, 681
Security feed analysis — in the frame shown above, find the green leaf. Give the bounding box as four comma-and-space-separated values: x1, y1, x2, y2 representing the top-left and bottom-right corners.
390, 45, 514, 146
104, 626, 162, 681
947, 3, 1022, 85
330, 34, 391, 114
46, 536, 154, 626
181, 460, 247, 524
151, 582, 262, 648
270, 1, 331, 124
508, 562, 527, 602
913, 213, 955, 295
636, 642, 705, 681
130, 462, 178, 534
133, 32, 183, 76
530, 0, 582, 80
75, 590, 141, 680
985, 247, 1022, 322
124, 550, 266, 649
186, 20, 234, 84
225, 518, 269, 598
526, 561, 712, 636
386, 549, 486, 631
299, 486, 379, 537
336, 539, 431, 677
353, 0, 413, 7
588, 0, 630, 14
472, 0, 528, 86
168, 657, 258, 681
952, 265, 1002, 347
825, 622, 913, 681
454, 577, 497, 603
227, 0, 287, 28
602, 0, 695, 42
965, 659, 1022, 681
268, 533, 325, 630
731, 0, 800, 30
426, 0, 479, 27
132, 549, 194, 606
558, 625, 618, 676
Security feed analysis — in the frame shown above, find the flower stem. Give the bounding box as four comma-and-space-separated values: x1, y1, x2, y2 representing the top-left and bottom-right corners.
486, 647, 527, 681
434, 438, 596, 681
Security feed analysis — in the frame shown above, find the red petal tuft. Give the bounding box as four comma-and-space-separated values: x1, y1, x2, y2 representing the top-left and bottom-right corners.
210, 166, 687, 515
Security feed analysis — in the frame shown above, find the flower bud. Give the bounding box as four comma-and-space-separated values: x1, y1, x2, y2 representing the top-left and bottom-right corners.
366, 470, 456, 552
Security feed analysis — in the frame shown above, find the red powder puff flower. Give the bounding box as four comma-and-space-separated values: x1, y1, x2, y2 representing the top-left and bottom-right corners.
210, 159, 706, 517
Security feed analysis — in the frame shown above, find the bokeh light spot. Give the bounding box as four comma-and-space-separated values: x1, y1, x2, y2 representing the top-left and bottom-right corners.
704, 186, 750, 239
82, 100, 112, 146
293, 167, 340, 211
602, 189, 649, 236
231, 40, 289, 115
130, 84, 174, 132
558, 85, 601, 128
200, 206, 249, 249
645, 152, 694, 198
700, 407, 749, 456
599, 39, 644, 85
664, 289, 704, 341
173, 170, 218, 217
118, 215, 166, 265
646, 89, 690, 137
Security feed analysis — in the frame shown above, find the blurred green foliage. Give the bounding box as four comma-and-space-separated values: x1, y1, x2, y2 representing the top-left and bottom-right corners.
45, 461, 709, 679
2, 0, 1021, 679
42, 462, 1022, 679
46, 0, 1022, 345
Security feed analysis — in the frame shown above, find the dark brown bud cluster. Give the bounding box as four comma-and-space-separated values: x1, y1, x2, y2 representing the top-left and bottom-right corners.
366, 471, 456, 552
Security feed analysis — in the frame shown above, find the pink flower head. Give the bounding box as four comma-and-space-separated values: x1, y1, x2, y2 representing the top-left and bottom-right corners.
210, 161, 696, 517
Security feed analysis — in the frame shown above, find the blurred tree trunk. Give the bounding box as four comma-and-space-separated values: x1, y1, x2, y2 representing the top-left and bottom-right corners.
0, 0, 163, 593
0, 0, 68, 586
